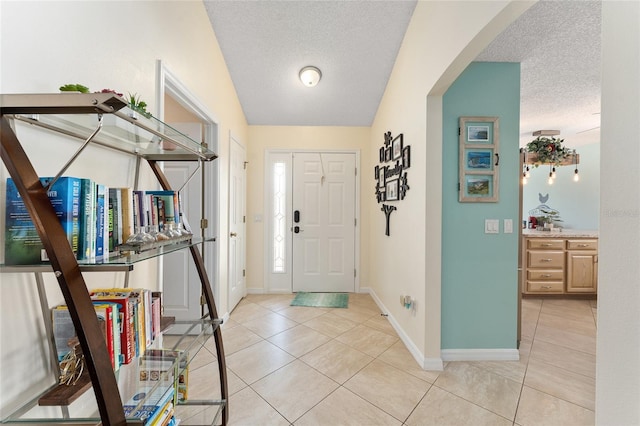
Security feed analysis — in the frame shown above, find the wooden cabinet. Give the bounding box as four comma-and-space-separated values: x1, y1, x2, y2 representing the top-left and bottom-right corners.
522, 236, 597, 295
567, 239, 598, 293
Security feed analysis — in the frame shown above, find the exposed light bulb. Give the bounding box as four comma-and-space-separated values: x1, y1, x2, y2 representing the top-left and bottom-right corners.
574, 169, 580, 182
548, 173, 554, 185
522, 174, 528, 185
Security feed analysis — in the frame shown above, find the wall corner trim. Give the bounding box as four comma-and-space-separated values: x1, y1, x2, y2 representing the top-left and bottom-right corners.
441, 348, 520, 362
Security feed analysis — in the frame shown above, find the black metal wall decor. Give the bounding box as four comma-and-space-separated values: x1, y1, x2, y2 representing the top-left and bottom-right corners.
375, 131, 411, 235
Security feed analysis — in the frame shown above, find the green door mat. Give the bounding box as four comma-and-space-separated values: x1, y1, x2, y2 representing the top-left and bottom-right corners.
290, 292, 349, 308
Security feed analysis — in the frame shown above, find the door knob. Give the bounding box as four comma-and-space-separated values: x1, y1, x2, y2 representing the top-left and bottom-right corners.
230, 232, 237, 237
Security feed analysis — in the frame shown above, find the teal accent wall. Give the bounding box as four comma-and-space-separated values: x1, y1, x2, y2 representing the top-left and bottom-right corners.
442, 62, 520, 349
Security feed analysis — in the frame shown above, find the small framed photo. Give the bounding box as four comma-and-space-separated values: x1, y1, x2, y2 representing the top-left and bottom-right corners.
386, 178, 399, 201
379, 147, 385, 162
467, 125, 490, 142
378, 166, 386, 187
465, 149, 493, 170
402, 145, 411, 169
385, 147, 392, 162
392, 134, 403, 160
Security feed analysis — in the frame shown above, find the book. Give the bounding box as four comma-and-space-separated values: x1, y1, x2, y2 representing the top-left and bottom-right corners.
78, 178, 95, 261
95, 184, 107, 259
52, 306, 76, 361
90, 290, 135, 364
5, 176, 81, 264
123, 386, 174, 424
120, 187, 134, 243
108, 188, 120, 252
92, 303, 115, 370
145, 191, 177, 230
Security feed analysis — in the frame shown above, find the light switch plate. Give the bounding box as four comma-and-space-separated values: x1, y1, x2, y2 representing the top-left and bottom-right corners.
504, 219, 513, 234
485, 219, 499, 234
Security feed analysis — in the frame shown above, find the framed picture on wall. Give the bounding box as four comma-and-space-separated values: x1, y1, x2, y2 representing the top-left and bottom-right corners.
459, 116, 499, 202
386, 179, 399, 201
392, 134, 403, 160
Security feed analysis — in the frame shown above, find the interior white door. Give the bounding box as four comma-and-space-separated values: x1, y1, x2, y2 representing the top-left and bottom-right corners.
292, 153, 356, 293
162, 122, 203, 323
228, 136, 246, 311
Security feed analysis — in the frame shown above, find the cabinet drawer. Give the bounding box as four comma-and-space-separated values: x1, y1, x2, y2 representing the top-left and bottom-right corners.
527, 281, 564, 293
567, 239, 598, 250
527, 251, 564, 268
527, 239, 564, 250
527, 269, 564, 281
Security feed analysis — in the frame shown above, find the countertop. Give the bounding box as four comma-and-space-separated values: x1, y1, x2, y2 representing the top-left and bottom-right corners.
522, 229, 599, 238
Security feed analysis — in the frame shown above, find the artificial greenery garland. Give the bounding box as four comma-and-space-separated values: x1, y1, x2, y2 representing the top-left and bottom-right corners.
526, 136, 571, 166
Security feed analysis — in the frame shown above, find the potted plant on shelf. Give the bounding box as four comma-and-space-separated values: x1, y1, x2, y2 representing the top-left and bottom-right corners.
127, 93, 152, 119
526, 136, 571, 166
59, 83, 90, 93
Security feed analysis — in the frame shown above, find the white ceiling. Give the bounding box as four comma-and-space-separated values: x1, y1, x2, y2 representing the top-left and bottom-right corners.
204, 0, 601, 147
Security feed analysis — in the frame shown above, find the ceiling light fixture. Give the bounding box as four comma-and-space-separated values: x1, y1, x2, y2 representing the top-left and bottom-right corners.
299, 66, 322, 87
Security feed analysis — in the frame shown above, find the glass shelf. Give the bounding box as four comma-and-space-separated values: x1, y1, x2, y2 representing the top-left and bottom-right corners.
1, 320, 224, 425
0, 238, 215, 273
1, 93, 217, 162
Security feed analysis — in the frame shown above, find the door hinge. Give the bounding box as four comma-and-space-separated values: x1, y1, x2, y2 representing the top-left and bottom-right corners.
355, 167, 357, 176
243, 215, 246, 223
201, 218, 209, 229
244, 161, 249, 170
243, 269, 246, 277
354, 218, 357, 226
354, 269, 357, 278
458, 127, 461, 136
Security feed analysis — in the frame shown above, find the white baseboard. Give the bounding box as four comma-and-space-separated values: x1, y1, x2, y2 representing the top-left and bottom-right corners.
441, 349, 520, 361
368, 289, 444, 371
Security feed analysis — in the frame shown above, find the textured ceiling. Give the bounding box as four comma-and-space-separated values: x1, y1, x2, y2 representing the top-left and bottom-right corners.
204, 0, 417, 126
204, 1, 601, 147
477, 0, 601, 147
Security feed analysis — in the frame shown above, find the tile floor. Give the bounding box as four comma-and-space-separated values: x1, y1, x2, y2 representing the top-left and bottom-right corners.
189, 294, 597, 425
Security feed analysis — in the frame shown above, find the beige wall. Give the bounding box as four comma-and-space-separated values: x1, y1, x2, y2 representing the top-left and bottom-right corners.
368, 1, 534, 367
0, 1, 247, 414
246, 125, 371, 292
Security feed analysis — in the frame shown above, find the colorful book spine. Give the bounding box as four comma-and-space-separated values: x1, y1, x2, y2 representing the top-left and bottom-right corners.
78, 178, 95, 261
90, 291, 134, 364
95, 184, 107, 259
4, 176, 81, 264
92, 303, 114, 369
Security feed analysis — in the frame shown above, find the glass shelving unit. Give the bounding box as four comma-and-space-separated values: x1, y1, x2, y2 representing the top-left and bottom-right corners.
0, 93, 227, 425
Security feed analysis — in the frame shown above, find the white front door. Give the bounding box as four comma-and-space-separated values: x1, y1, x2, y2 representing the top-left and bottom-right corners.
292, 153, 356, 293
228, 136, 246, 311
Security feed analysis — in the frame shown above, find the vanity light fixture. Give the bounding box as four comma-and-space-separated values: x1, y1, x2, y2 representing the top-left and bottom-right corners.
548, 165, 554, 185
573, 149, 580, 182
299, 66, 322, 87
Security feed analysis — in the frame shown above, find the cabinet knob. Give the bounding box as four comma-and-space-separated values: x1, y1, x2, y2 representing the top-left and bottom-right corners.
542, 285, 552, 289
577, 244, 589, 247
541, 274, 552, 278
230, 232, 237, 237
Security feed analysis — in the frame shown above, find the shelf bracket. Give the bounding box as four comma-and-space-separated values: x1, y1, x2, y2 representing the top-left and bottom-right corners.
45, 115, 104, 191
